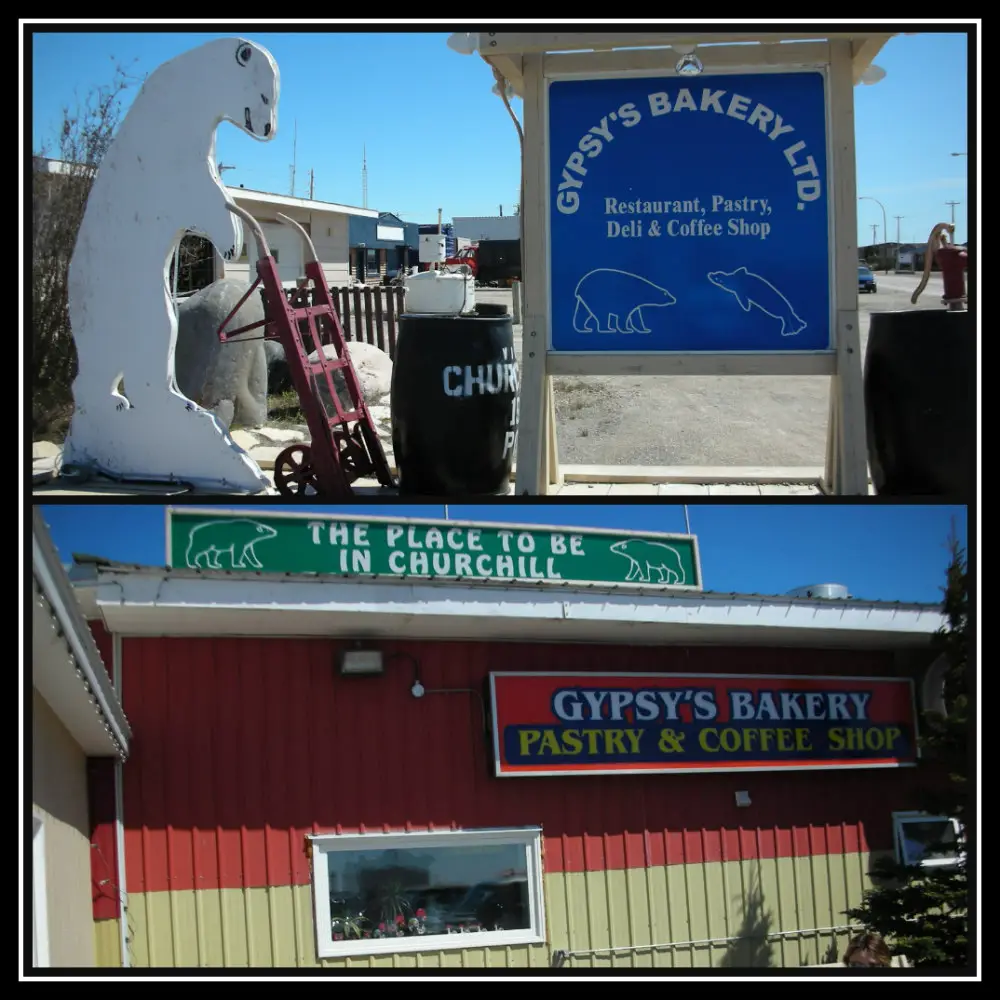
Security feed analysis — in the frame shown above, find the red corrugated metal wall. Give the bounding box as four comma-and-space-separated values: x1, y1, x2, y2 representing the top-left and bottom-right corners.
118, 637, 932, 895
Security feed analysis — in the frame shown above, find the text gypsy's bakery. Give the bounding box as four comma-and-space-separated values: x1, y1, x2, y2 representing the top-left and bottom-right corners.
77, 508, 955, 969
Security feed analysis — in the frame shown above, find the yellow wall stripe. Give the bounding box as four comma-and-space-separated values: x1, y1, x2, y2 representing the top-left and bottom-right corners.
118, 851, 886, 968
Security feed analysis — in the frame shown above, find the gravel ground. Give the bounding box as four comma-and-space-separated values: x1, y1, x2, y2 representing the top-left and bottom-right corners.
479, 272, 946, 467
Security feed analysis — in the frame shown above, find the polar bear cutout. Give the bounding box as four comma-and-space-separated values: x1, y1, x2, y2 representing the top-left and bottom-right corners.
63, 38, 280, 491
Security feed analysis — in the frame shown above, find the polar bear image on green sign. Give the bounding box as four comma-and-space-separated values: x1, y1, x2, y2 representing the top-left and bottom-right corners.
609, 539, 686, 584
184, 519, 278, 569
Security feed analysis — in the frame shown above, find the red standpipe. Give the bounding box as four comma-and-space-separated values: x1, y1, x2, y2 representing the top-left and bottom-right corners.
936, 243, 968, 310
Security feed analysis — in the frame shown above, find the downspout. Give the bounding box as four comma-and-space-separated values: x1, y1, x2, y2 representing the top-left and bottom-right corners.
113, 631, 130, 968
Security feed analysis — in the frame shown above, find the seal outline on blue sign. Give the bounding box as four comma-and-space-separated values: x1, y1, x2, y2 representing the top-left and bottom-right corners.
706, 266, 808, 337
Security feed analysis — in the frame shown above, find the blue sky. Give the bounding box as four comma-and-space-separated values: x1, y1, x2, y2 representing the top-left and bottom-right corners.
39, 503, 967, 605
28, 25, 973, 243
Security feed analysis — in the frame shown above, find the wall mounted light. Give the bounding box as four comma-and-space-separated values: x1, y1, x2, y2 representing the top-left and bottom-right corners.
858, 64, 887, 86
339, 646, 384, 676
735, 790, 752, 808
447, 32, 480, 55
673, 45, 703, 76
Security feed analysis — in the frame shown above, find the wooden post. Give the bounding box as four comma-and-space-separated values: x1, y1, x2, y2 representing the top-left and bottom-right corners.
352, 286, 363, 345
362, 286, 375, 348
828, 39, 869, 495
373, 287, 386, 353
385, 288, 399, 359
545, 376, 562, 488
339, 287, 352, 341
513, 53, 549, 495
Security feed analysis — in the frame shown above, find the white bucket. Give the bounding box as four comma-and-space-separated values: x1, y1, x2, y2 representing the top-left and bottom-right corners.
403, 266, 476, 316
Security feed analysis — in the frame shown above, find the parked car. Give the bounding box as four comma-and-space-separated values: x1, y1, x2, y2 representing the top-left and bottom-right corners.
858, 265, 877, 293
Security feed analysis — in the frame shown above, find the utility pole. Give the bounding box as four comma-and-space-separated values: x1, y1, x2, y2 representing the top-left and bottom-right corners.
289, 119, 298, 196
309, 168, 315, 200
870, 223, 878, 247
858, 196, 888, 274
895, 216, 903, 246
945, 200, 960, 235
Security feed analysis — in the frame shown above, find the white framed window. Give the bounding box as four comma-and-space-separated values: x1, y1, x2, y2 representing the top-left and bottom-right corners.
892, 811, 965, 869
309, 826, 545, 960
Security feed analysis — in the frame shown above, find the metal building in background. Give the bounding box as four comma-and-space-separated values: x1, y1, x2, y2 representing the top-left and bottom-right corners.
453, 215, 521, 242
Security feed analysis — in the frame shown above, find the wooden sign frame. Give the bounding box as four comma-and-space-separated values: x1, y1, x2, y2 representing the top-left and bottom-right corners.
481, 33, 896, 495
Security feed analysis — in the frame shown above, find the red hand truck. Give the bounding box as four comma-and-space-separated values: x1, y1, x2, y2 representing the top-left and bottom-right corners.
216, 204, 395, 497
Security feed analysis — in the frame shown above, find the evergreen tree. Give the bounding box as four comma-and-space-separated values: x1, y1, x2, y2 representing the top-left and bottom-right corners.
844, 538, 970, 966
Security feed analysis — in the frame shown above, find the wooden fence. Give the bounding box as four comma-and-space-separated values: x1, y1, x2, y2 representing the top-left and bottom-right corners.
285, 284, 404, 360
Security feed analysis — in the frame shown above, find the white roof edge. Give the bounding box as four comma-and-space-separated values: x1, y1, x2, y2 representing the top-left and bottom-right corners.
83, 569, 946, 642
32, 515, 132, 752
227, 187, 379, 218
78, 563, 942, 615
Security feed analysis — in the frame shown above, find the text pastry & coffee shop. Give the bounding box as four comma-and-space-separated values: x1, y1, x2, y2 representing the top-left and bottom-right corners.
71, 509, 958, 969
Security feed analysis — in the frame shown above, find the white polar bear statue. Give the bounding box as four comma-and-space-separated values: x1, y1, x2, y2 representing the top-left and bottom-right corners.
63, 37, 280, 492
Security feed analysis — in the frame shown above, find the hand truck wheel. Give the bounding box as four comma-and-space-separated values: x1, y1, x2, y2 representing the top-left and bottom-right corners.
273, 443, 319, 497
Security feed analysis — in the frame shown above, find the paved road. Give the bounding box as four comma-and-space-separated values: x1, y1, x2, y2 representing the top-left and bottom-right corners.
481, 272, 946, 468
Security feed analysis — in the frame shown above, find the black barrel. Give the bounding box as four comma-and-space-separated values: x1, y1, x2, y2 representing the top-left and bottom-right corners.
391, 313, 519, 495
864, 309, 975, 498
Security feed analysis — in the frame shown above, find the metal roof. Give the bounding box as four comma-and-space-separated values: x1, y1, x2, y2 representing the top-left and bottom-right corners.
67, 555, 939, 610
70, 558, 944, 651
32, 514, 131, 758
227, 185, 378, 219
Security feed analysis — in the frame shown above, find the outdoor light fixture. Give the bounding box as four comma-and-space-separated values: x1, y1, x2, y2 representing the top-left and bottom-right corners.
447, 32, 479, 55
673, 44, 703, 76
735, 791, 752, 808
411, 680, 425, 698
858, 64, 887, 85
339, 646, 384, 676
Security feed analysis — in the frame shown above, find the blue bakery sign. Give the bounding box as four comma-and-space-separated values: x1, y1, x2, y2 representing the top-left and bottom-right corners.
548, 72, 831, 353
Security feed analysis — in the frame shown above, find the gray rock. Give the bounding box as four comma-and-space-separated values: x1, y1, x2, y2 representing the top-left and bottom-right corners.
175, 280, 269, 429
263, 339, 293, 395
306, 341, 393, 418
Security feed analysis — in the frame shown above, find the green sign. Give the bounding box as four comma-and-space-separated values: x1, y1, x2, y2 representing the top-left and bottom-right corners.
166, 509, 702, 590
